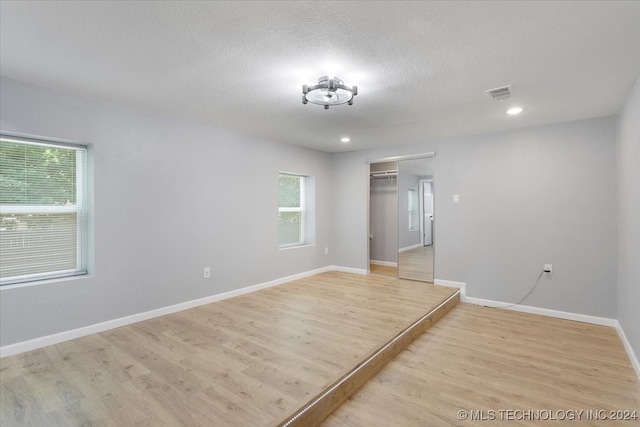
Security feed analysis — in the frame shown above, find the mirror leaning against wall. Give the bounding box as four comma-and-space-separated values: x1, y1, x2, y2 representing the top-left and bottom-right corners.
397, 157, 434, 282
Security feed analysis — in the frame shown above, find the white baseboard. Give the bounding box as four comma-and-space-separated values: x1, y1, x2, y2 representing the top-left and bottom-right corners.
463, 295, 619, 328
432, 278, 638, 378
434, 279, 467, 298
433, 279, 617, 327
399, 243, 422, 253
369, 260, 397, 267
0, 265, 334, 358
615, 323, 640, 379
331, 265, 368, 275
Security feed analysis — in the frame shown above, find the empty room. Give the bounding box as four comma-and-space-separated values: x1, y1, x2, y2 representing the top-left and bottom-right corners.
1, 1, 639, 426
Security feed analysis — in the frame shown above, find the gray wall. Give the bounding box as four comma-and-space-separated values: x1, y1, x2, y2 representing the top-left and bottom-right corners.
0, 77, 333, 346
0, 75, 627, 348
331, 151, 369, 270
332, 117, 618, 318
617, 73, 640, 358
369, 176, 397, 263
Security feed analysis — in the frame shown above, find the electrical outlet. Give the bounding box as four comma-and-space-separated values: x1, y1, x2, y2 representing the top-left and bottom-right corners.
203, 267, 211, 278
325, 247, 329, 255
544, 264, 552, 274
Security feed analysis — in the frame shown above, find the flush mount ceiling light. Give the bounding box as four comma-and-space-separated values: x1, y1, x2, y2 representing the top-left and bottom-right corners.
340, 137, 351, 143
506, 107, 524, 115
303, 76, 357, 110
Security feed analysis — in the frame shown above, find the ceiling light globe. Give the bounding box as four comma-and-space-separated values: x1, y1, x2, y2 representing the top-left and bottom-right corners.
506, 107, 524, 115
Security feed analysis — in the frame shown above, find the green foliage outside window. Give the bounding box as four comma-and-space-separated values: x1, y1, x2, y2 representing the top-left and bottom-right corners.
278, 174, 303, 246
0, 141, 77, 205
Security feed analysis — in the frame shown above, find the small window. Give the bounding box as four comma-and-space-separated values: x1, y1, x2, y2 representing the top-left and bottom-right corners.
0, 135, 89, 285
278, 173, 306, 247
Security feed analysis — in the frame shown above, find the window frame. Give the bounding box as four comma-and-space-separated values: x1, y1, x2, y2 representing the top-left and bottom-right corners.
0, 134, 89, 286
278, 172, 307, 248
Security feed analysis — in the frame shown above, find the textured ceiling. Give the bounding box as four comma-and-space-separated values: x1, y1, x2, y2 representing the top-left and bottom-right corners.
1, 1, 640, 153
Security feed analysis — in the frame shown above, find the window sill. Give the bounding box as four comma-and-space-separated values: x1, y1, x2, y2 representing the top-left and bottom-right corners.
0, 273, 90, 290
279, 243, 314, 251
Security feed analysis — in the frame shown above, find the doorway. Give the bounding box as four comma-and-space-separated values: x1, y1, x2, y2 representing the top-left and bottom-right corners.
397, 157, 435, 282
366, 153, 435, 282
368, 161, 398, 277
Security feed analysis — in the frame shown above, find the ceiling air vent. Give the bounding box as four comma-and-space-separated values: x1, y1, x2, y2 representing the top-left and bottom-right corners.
485, 85, 512, 101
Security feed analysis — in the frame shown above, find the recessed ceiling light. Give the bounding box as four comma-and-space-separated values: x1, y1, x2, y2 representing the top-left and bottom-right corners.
506, 107, 523, 115
340, 137, 351, 143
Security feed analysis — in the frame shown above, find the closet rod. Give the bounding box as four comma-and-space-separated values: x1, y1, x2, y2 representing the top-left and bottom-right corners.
370, 171, 397, 178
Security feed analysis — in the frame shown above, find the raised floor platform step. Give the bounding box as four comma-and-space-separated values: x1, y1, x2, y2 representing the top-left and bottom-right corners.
0, 271, 459, 426
274, 287, 460, 427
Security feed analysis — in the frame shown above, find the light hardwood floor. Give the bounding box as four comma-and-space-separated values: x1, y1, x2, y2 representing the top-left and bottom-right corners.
398, 245, 434, 282
322, 303, 640, 427
369, 263, 397, 278
0, 271, 456, 427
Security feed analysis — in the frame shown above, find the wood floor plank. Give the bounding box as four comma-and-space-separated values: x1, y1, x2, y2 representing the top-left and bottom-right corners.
273, 291, 459, 427
369, 264, 396, 277
322, 303, 640, 427
398, 245, 434, 282
0, 271, 456, 426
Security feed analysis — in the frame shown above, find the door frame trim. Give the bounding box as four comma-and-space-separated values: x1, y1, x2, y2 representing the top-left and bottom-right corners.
419, 178, 434, 247
366, 152, 435, 164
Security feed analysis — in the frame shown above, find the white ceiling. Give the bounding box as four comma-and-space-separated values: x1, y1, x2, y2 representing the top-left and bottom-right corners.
1, 1, 639, 153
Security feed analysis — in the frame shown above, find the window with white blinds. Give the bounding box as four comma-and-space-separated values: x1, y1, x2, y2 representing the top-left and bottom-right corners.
0, 135, 88, 285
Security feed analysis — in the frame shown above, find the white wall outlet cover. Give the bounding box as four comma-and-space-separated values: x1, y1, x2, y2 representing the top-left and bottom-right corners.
453, 194, 460, 203
203, 267, 211, 278
544, 264, 553, 274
